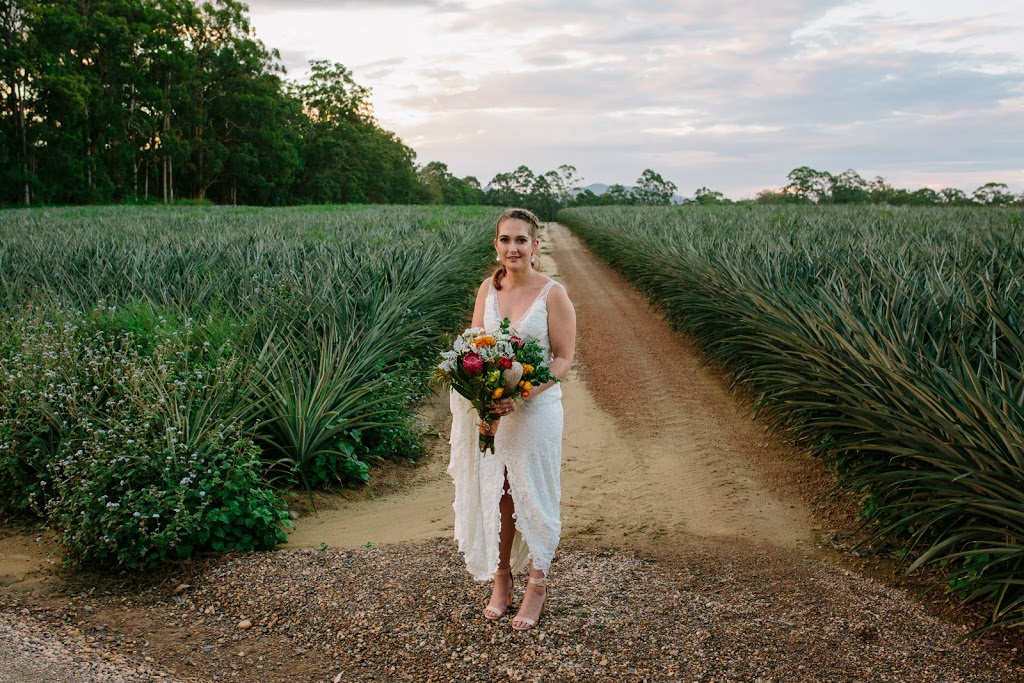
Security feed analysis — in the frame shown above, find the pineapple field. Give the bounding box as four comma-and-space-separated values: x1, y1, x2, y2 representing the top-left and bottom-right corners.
0, 205, 494, 568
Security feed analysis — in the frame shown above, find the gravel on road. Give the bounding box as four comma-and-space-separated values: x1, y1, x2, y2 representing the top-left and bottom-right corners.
4, 537, 1023, 683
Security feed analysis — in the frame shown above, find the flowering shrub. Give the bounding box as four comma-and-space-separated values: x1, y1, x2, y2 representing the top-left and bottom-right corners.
1, 305, 291, 568
0, 309, 135, 514
47, 435, 289, 569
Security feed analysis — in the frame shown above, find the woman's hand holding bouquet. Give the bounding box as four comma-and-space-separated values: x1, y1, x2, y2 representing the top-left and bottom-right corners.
435, 318, 556, 455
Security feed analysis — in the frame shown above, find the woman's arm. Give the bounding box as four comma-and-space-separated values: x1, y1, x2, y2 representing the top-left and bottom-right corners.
530, 282, 576, 397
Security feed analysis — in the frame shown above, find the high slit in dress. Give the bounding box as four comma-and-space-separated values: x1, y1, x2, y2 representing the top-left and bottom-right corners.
448, 278, 564, 580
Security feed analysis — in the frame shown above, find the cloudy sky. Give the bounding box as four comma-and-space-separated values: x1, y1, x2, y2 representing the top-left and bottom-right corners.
245, 0, 1024, 200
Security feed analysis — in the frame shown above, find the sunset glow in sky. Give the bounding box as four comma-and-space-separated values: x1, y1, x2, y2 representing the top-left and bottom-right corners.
245, 0, 1024, 200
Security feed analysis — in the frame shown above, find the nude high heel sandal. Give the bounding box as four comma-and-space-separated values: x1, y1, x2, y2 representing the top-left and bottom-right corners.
511, 576, 548, 630
483, 567, 514, 620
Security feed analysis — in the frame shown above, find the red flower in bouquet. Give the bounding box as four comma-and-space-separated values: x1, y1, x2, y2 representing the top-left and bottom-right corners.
462, 352, 484, 375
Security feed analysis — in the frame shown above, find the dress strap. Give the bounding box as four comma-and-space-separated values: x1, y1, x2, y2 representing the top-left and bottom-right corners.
539, 280, 557, 301
487, 277, 500, 320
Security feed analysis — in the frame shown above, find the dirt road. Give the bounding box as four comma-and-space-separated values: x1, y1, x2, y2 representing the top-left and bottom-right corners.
285, 223, 817, 554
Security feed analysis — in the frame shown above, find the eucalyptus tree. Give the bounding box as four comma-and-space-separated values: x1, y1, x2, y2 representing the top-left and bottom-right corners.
485, 170, 520, 207
785, 166, 833, 204
527, 172, 559, 219
459, 175, 485, 205
553, 164, 582, 203
632, 169, 677, 205
417, 161, 484, 205
21, 0, 94, 202
290, 60, 419, 204
29, 0, 168, 202
908, 187, 941, 206
603, 184, 633, 204
972, 182, 1015, 206
693, 187, 728, 205
172, 0, 283, 201
939, 187, 972, 206
0, 0, 35, 204
830, 169, 871, 204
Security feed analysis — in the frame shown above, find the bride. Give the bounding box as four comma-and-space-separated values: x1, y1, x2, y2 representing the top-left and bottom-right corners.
447, 207, 576, 631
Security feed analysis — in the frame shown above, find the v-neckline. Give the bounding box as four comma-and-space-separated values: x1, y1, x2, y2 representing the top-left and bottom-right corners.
493, 280, 551, 329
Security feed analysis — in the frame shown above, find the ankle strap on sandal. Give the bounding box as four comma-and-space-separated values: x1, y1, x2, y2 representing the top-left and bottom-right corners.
494, 567, 511, 576
527, 576, 548, 587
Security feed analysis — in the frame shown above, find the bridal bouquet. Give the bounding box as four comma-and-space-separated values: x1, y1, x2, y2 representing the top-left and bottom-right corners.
434, 318, 555, 455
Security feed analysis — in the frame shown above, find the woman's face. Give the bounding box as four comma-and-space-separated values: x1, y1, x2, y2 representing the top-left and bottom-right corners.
495, 218, 538, 271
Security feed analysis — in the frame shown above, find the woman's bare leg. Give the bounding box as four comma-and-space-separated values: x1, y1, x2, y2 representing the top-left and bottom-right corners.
498, 471, 515, 564
486, 471, 515, 616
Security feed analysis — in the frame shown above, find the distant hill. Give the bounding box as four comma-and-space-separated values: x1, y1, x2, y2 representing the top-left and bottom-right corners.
581, 183, 611, 195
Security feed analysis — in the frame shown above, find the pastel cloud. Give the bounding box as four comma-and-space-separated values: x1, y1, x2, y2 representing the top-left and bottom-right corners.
245, 0, 1024, 198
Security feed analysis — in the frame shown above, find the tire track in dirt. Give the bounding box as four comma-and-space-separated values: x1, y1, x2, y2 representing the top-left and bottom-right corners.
547, 222, 814, 549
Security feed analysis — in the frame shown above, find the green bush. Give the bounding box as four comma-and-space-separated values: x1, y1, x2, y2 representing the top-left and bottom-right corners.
0, 305, 248, 516
40, 322, 290, 569
0, 309, 129, 514
1, 304, 293, 568
47, 435, 289, 569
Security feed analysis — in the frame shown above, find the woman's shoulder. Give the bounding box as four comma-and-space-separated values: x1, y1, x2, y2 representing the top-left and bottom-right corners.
544, 279, 575, 329
542, 278, 571, 305
541, 277, 566, 295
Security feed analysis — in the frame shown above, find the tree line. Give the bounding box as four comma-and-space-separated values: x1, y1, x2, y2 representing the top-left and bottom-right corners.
417, 162, 679, 219
0, 0, 679, 217
2, 2, 1018, 212
705, 167, 1023, 207
1, 0, 423, 206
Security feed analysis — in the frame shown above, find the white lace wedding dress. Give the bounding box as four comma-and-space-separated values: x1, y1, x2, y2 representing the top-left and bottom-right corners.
448, 278, 564, 580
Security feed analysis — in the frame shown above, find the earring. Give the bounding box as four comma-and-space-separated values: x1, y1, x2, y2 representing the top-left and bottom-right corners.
496, 254, 500, 262
530, 256, 535, 265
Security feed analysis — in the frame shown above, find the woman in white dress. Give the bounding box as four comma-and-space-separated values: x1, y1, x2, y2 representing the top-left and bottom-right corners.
448, 207, 576, 630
